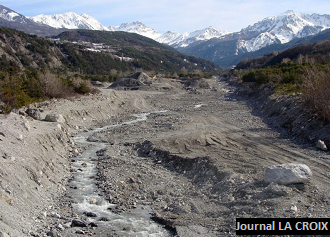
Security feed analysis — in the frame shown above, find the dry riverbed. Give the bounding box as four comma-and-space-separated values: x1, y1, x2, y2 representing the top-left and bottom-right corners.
0, 77, 329, 237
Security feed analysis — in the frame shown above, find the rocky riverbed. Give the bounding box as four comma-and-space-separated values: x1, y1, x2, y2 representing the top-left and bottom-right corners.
0, 77, 330, 237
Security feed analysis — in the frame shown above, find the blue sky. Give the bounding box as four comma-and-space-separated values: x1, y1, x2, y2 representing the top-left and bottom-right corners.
2, 0, 330, 33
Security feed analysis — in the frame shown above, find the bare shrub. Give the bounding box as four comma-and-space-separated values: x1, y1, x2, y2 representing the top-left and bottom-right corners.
39, 71, 73, 98
301, 66, 330, 119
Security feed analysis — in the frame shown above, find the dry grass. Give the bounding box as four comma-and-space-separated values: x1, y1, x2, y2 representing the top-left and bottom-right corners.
38, 71, 74, 98
301, 66, 330, 120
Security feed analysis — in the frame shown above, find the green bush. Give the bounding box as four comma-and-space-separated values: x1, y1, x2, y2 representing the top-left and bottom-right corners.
242, 70, 269, 84
75, 82, 91, 94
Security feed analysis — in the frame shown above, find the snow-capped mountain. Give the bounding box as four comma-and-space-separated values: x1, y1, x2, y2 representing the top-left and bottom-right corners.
0, 5, 33, 24
161, 27, 231, 48
179, 10, 330, 67
109, 23, 231, 47
0, 5, 63, 36
2, 4, 330, 67
0, 6, 21, 22
25, 9, 330, 52
29, 12, 110, 31
237, 10, 330, 52
156, 31, 182, 44
27, 10, 232, 48
109, 21, 161, 39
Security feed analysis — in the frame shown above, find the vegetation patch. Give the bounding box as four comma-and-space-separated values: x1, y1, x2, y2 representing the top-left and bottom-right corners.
231, 37, 330, 120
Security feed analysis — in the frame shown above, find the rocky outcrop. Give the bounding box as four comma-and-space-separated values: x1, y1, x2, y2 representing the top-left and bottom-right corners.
25, 108, 41, 120
108, 72, 152, 89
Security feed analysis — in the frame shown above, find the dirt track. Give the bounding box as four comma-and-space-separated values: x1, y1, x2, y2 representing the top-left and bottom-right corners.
80, 78, 330, 236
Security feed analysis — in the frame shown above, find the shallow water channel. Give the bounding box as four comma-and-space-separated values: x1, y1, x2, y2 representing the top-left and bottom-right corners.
69, 112, 172, 236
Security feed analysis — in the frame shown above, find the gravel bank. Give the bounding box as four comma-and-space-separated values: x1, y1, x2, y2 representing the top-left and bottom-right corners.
1, 78, 329, 237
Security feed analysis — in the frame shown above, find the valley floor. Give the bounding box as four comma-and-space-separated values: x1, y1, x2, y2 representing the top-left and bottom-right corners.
0, 77, 329, 237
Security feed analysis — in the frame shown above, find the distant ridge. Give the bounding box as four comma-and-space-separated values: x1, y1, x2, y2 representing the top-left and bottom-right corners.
1, 4, 330, 67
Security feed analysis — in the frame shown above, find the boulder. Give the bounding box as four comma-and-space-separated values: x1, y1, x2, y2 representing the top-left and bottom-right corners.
316, 140, 327, 151
45, 114, 65, 123
25, 108, 41, 120
264, 163, 312, 185
71, 219, 88, 227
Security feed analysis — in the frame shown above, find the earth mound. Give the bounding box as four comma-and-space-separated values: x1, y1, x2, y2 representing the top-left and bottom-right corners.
108, 72, 152, 90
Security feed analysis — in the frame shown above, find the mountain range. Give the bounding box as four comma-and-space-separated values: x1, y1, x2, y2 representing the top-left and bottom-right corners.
1, 4, 330, 67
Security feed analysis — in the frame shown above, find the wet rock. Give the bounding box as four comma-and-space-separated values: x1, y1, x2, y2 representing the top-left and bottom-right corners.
99, 217, 110, 222
46, 231, 56, 237
316, 140, 327, 151
84, 211, 97, 217
75, 230, 85, 235
264, 163, 312, 185
71, 219, 88, 227
89, 222, 98, 227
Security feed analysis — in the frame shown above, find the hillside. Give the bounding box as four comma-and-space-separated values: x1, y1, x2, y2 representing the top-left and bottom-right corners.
235, 35, 330, 70
0, 27, 219, 112
54, 30, 219, 74
228, 35, 330, 143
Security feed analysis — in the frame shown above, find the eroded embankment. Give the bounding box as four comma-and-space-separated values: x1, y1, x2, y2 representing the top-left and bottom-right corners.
234, 82, 330, 148
0, 89, 139, 237
136, 140, 233, 194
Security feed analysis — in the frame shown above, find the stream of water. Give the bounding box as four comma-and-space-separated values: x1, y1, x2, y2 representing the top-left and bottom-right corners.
69, 112, 171, 236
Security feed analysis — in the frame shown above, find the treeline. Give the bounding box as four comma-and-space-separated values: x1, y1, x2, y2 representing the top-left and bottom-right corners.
0, 69, 93, 113
0, 27, 97, 113
56, 30, 219, 74
231, 37, 330, 120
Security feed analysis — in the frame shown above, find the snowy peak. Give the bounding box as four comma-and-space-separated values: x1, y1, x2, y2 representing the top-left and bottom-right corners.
191, 26, 230, 40
156, 31, 182, 44
163, 26, 231, 47
243, 10, 330, 38
238, 11, 330, 52
25, 10, 230, 47
29, 12, 109, 31
0, 5, 29, 24
109, 21, 161, 40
